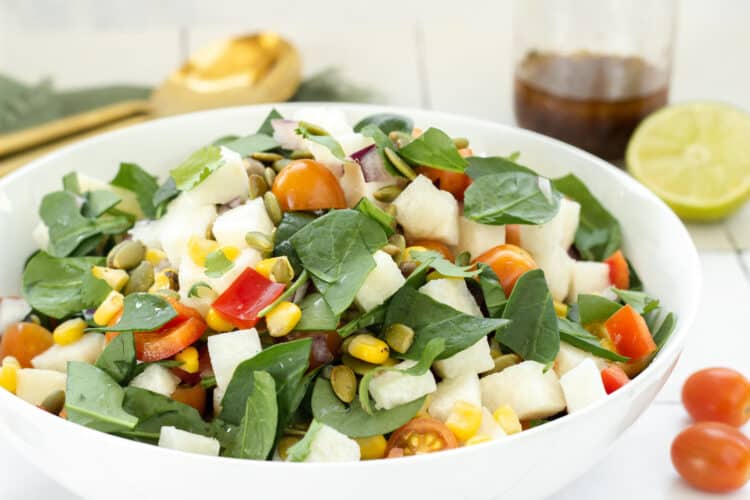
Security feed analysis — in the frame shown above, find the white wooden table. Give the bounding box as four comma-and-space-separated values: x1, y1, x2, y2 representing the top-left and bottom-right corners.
1, 1, 749, 498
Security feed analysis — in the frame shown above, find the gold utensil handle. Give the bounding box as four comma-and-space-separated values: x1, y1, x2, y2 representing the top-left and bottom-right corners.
0, 100, 151, 157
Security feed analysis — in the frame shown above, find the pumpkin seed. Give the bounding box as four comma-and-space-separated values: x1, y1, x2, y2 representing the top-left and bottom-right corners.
452, 137, 470, 149
263, 167, 276, 188
290, 150, 313, 160
270, 257, 294, 284
384, 323, 415, 354
106, 240, 146, 270
40, 390, 65, 414
488, 354, 522, 375
245, 231, 274, 254
248, 174, 269, 199
341, 353, 378, 376
298, 120, 329, 136
388, 234, 406, 251
244, 157, 266, 176
263, 191, 283, 225
383, 147, 416, 180
388, 130, 413, 148
381, 244, 401, 257
455, 251, 471, 267
385, 204, 397, 217
273, 158, 292, 172
330, 365, 357, 403
373, 185, 403, 202
124, 261, 155, 295
251, 151, 283, 163
399, 260, 417, 277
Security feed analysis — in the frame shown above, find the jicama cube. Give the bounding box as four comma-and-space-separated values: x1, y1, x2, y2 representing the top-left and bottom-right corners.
569, 261, 611, 302
428, 372, 482, 421
392, 175, 459, 245
31, 333, 105, 372
368, 360, 436, 410
433, 339, 494, 379
338, 162, 391, 208
477, 407, 507, 439
534, 247, 574, 303
480, 360, 566, 420
183, 147, 249, 206
207, 329, 262, 392
519, 198, 580, 259
558, 199, 581, 250
299, 424, 361, 463
129, 364, 180, 397
151, 195, 218, 267
212, 198, 275, 250
419, 278, 482, 317
15, 369, 66, 406
159, 426, 220, 456
355, 250, 405, 312
457, 216, 505, 259
554, 341, 608, 377
559, 358, 608, 413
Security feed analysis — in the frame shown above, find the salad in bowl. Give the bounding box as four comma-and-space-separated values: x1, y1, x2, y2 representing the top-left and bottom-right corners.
0, 107, 676, 463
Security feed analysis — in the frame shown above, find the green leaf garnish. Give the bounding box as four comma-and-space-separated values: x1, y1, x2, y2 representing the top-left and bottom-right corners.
170, 145, 226, 191
88, 293, 176, 333
398, 127, 467, 172
204, 249, 234, 278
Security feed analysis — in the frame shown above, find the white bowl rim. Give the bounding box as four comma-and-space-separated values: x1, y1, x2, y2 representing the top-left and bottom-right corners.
0, 102, 702, 469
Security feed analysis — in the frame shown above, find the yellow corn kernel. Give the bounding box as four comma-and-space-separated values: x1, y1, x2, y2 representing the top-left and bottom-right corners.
553, 301, 568, 318
53, 318, 87, 346
175, 347, 199, 373
149, 268, 176, 293
206, 308, 235, 332
465, 434, 492, 447
92, 266, 130, 291
0, 356, 20, 394
347, 334, 390, 365
145, 247, 167, 265
93, 290, 124, 326
266, 302, 302, 338
221, 246, 241, 261
356, 435, 388, 460
493, 405, 522, 435
402, 245, 428, 262
188, 236, 219, 267
445, 401, 482, 442
600, 336, 617, 352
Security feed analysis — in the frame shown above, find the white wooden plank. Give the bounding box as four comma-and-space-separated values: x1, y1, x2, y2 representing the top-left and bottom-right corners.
684, 223, 733, 251
725, 203, 750, 251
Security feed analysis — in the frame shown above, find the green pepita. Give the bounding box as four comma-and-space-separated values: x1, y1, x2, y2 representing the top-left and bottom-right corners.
398, 260, 417, 277
245, 231, 274, 254
330, 365, 357, 404
273, 158, 292, 172
40, 390, 65, 414
454, 251, 471, 267
270, 257, 294, 284
384, 147, 416, 180
263, 191, 283, 225
385, 204, 397, 217
373, 185, 403, 202
488, 354, 522, 375
251, 151, 284, 163
124, 261, 155, 295
384, 323, 415, 354
263, 167, 276, 188
452, 137, 470, 149
290, 150, 313, 160
106, 240, 146, 270
381, 244, 401, 257
298, 120, 329, 136
248, 174, 269, 199
341, 353, 378, 376
244, 158, 266, 176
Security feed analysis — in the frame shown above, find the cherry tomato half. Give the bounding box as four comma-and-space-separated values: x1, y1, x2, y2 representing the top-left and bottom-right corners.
473, 244, 538, 297
171, 384, 207, 415
604, 250, 630, 289
408, 239, 455, 261
505, 224, 521, 246
0, 322, 53, 368
272, 159, 347, 211
682, 367, 750, 427
416, 167, 472, 201
385, 417, 458, 457
671, 422, 750, 493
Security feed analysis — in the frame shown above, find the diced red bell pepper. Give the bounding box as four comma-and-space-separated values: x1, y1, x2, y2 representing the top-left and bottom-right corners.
604, 250, 630, 289
211, 267, 286, 329
604, 304, 657, 359
135, 317, 207, 362
601, 365, 630, 394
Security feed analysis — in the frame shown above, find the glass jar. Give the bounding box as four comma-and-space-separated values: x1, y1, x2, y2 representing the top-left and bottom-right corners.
512, 0, 678, 161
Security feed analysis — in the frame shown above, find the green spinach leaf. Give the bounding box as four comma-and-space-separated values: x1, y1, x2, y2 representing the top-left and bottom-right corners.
212, 135, 240, 146
354, 197, 395, 236
578, 294, 621, 324
110, 162, 160, 218
627, 259, 644, 291
204, 249, 234, 278
337, 304, 386, 338
224, 371, 278, 460
62, 171, 80, 194
88, 293, 176, 332
498, 269, 559, 365
411, 250, 479, 278
465, 156, 535, 179
398, 127, 467, 172
95, 332, 136, 384
354, 113, 413, 135
476, 263, 507, 317
170, 145, 226, 191
152, 177, 179, 218
297, 293, 339, 331
257, 108, 283, 136
120, 387, 213, 442
358, 124, 400, 177
296, 122, 345, 159
273, 212, 315, 275
612, 288, 660, 315
286, 420, 323, 462
558, 317, 629, 362
224, 133, 279, 157
81, 190, 121, 218
652, 312, 677, 349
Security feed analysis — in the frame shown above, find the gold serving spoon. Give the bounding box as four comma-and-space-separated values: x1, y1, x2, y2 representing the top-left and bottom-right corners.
0, 32, 300, 175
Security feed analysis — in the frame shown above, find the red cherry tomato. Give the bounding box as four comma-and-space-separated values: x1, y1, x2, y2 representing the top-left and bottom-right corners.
473, 244, 538, 296
272, 159, 347, 211
682, 367, 750, 427
385, 417, 458, 457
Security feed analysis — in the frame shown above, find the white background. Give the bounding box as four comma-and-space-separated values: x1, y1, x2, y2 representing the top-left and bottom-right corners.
1, 0, 749, 498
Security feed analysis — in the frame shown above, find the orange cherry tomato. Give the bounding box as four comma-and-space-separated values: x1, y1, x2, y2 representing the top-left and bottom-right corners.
682, 367, 750, 427
171, 384, 207, 415
272, 159, 347, 211
671, 422, 750, 493
0, 322, 53, 368
505, 224, 521, 246
601, 365, 630, 394
604, 304, 657, 359
473, 244, 538, 297
604, 250, 630, 289
416, 167, 471, 201
385, 417, 458, 457
408, 239, 455, 261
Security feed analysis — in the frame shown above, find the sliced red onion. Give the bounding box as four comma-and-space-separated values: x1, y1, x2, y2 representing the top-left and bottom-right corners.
271, 119, 306, 151
351, 144, 394, 182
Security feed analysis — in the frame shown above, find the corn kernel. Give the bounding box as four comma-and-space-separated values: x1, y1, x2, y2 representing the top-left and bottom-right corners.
145, 247, 167, 265
347, 334, 390, 365
402, 245, 428, 262
92, 266, 129, 291
0, 364, 18, 393
206, 308, 235, 332
149, 268, 177, 293
445, 401, 482, 442
255, 257, 294, 283
93, 290, 124, 326
600, 336, 617, 352
493, 405, 522, 435
188, 236, 219, 267
175, 347, 199, 373
266, 302, 302, 338
53, 318, 87, 346
554, 301, 568, 318
465, 434, 492, 447
221, 246, 241, 261
356, 435, 388, 460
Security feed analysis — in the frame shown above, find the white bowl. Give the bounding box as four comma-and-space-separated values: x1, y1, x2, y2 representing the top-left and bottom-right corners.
0, 104, 700, 500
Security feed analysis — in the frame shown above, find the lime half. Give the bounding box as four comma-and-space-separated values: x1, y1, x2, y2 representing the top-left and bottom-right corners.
626, 102, 750, 220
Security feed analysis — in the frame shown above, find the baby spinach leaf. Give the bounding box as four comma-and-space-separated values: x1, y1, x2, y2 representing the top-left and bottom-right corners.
297, 293, 339, 331
384, 286, 507, 360
465, 156, 535, 179
212, 135, 240, 146
355, 197, 395, 236
354, 113, 413, 135
337, 304, 386, 338
204, 249, 234, 278
311, 378, 424, 438
612, 288, 660, 315
81, 190, 121, 218
65, 361, 138, 433
398, 127, 467, 172
88, 293, 176, 332
498, 269, 559, 365
273, 212, 315, 275
558, 318, 629, 362
578, 294, 621, 324
627, 259, 644, 291
120, 387, 213, 442
224, 371, 278, 460
95, 332, 136, 384
152, 177, 179, 219
464, 171, 561, 226
476, 263, 507, 317
286, 420, 323, 462
23, 252, 108, 319
291, 209, 387, 314
652, 312, 677, 349
224, 133, 279, 157
296, 122, 345, 159
220, 339, 312, 431
410, 250, 479, 278
257, 108, 283, 135
62, 171, 80, 194
170, 145, 226, 191
110, 162, 160, 218
552, 174, 622, 261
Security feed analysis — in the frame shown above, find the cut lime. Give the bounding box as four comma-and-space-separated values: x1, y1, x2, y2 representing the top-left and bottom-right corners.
626, 102, 750, 220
